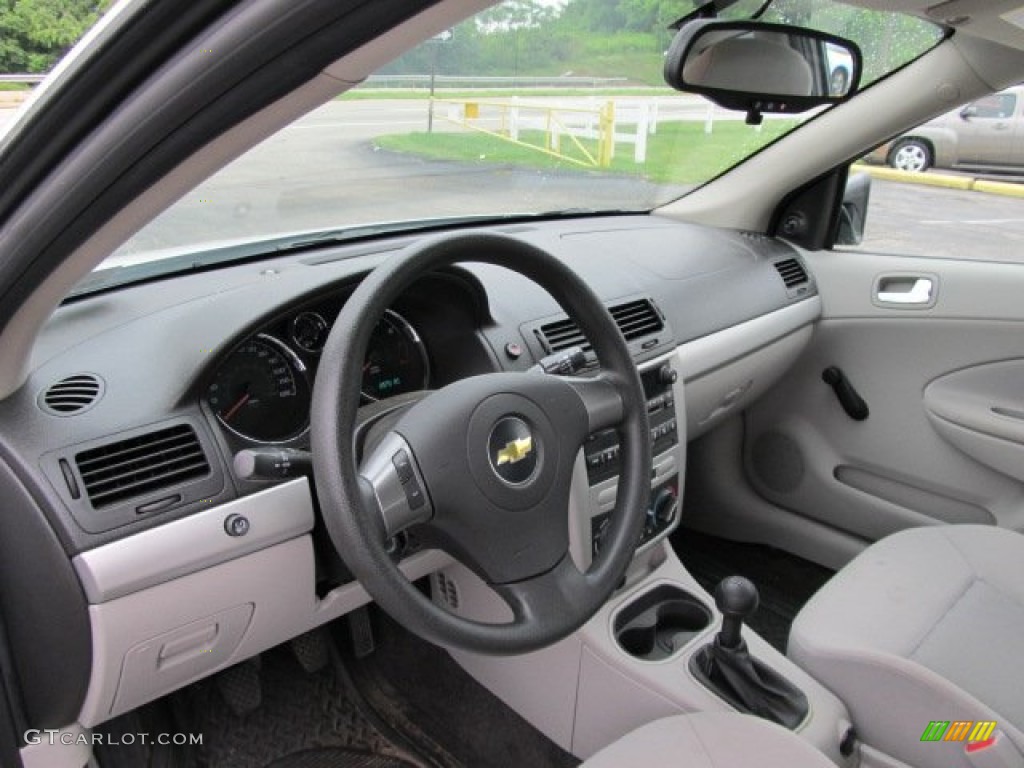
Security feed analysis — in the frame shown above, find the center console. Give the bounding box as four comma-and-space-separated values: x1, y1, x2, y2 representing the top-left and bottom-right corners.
584, 360, 683, 561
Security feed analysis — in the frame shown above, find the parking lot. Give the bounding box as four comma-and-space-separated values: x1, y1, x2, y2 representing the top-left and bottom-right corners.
857, 178, 1024, 261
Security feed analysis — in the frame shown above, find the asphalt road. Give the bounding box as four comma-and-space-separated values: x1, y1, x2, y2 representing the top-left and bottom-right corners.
5, 100, 1024, 265
108, 98, 692, 261
857, 179, 1024, 261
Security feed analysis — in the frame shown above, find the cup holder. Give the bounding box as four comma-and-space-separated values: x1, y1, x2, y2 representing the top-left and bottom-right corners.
614, 585, 712, 661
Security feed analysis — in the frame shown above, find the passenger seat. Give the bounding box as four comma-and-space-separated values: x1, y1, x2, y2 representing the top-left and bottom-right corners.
789, 525, 1024, 768
580, 711, 836, 767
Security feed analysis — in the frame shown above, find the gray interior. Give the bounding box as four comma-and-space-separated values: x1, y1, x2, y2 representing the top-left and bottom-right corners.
4, 216, 817, 729
4, 0, 1024, 767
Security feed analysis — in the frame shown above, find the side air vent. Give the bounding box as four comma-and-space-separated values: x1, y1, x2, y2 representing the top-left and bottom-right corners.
536, 298, 665, 353
39, 374, 104, 416
75, 424, 210, 509
773, 258, 809, 288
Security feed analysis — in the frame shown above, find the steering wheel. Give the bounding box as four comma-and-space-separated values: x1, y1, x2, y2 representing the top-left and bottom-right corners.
310, 232, 651, 654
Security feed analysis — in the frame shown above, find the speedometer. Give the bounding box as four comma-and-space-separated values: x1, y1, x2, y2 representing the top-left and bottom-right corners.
361, 311, 430, 401
206, 335, 310, 442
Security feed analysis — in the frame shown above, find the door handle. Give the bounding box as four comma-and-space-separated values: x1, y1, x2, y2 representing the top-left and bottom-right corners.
876, 276, 934, 305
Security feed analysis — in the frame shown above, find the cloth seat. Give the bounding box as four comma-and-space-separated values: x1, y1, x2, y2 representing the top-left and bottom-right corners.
579, 712, 835, 768
789, 524, 1024, 768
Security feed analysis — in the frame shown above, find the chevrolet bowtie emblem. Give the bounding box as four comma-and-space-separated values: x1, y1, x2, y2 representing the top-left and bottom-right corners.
496, 436, 533, 466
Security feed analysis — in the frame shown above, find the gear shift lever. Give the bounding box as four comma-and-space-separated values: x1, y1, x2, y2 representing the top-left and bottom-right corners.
689, 575, 809, 729
715, 575, 759, 649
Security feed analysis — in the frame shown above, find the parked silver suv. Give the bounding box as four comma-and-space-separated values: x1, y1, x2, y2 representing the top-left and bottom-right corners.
872, 84, 1024, 172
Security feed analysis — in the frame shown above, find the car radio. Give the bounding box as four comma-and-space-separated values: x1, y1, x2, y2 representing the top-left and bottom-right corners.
585, 361, 681, 558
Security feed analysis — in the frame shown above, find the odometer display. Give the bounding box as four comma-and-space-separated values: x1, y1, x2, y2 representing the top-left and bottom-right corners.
207, 335, 310, 442
361, 311, 429, 401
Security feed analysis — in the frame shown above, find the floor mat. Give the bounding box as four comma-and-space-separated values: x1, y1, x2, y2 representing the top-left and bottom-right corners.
672, 528, 835, 653
172, 638, 428, 768
264, 749, 417, 768
337, 608, 579, 768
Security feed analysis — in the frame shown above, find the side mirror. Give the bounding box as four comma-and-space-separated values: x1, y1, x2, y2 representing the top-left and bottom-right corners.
664, 19, 861, 123
959, 105, 977, 120
835, 171, 871, 246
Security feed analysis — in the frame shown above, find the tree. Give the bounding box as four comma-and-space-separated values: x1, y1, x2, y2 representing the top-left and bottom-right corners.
763, 0, 943, 83
0, 0, 110, 73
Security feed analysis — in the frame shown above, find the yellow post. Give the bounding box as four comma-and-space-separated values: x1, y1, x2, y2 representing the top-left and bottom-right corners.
598, 101, 615, 167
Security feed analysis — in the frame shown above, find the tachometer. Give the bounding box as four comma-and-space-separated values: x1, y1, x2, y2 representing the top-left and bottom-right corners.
361, 310, 430, 401
206, 335, 310, 442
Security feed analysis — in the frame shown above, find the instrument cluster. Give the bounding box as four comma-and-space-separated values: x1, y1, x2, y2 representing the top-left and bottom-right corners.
204, 306, 429, 444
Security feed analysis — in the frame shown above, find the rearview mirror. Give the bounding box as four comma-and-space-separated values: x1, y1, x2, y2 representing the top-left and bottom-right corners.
664, 20, 861, 123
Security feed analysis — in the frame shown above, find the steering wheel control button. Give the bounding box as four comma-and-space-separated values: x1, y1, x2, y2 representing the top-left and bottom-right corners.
392, 450, 414, 483
224, 513, 250, 537
359, 433, 432, 537
404, 477, 426, 509
488, 417, 539, 485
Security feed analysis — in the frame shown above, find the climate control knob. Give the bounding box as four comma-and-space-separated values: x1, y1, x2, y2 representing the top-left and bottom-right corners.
651, 487, 678, 526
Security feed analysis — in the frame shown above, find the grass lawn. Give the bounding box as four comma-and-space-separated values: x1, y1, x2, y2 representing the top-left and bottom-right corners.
0, 82, 31, 92
375, 119, 798, 185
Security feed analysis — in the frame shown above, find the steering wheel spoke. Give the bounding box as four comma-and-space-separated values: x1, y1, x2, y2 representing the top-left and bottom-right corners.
562, 372, 625, 433
492, 556, 590, 626
358, 431, 433, 538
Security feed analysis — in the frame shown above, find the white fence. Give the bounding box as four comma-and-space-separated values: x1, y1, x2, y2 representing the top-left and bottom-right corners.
441, 98, 659, 165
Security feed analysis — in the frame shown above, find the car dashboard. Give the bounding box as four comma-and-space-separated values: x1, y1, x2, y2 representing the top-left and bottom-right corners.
0, 213, 820, 731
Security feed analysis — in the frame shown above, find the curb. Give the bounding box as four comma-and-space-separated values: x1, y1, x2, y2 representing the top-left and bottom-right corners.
973, 179, 1024, 198
851, 163, 1024, 198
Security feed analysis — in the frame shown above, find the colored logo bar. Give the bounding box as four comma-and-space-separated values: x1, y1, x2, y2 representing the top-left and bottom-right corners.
921, 721, 997, 752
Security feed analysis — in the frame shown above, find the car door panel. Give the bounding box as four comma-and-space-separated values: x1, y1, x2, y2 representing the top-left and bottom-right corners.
963, 118, 1013, 164
737, 250, 1024, 556
1014, 96, 1024, 164
955, 92, 1019, 165
924, 360, 1024, 483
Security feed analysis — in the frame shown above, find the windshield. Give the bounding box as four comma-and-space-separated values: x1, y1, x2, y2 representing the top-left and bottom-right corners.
79, 0, 941, 284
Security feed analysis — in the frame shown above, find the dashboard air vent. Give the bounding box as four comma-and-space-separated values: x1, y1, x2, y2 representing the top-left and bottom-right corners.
536, 298, 665, 353
773, 258, 809, 288
610, 299, 664, 340
40, 374, 104, 415
75, 424, 210, 509
537, 316, 587, 353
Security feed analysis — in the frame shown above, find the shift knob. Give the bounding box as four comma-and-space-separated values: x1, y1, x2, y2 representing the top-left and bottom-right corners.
714, 575, 759, 649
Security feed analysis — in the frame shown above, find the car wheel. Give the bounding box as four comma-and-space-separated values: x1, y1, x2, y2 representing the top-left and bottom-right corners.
888, 139, 932, 172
